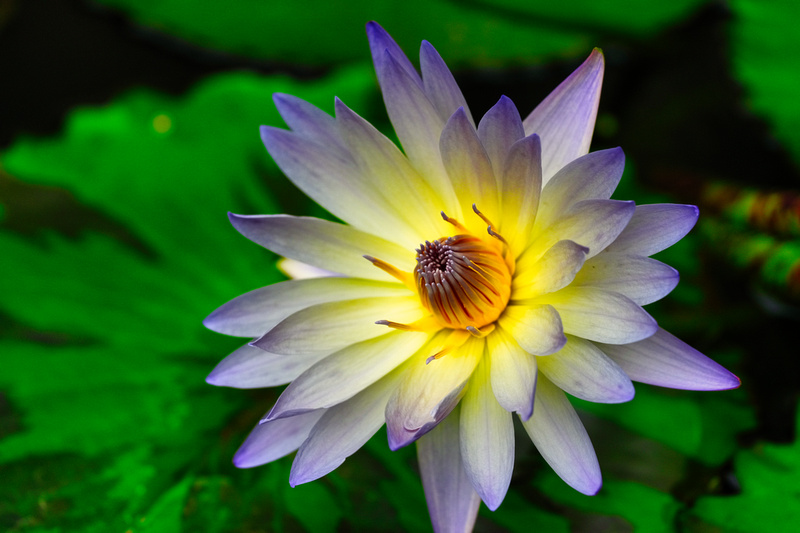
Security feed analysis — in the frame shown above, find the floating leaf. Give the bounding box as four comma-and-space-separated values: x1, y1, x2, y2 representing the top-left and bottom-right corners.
89, 0, 707, 67
730, 0, 800, 167
0, 66, 377, 530
686, 403, 800, 532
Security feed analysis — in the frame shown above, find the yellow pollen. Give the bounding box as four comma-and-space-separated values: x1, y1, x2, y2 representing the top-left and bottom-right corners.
414, 233, 511, 330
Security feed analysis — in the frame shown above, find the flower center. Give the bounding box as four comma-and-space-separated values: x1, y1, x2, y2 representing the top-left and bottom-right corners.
414, 234, 511, 329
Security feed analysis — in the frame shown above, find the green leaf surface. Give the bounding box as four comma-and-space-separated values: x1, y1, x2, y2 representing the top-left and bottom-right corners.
539, 473, 682, 532
686, 404, 800, 533
90, 0, 707, 67
731, 0, 800, 167
0, 66, 377, 531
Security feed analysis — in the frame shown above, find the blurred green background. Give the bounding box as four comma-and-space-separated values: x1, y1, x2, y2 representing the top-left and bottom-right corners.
1, 0, 799, 531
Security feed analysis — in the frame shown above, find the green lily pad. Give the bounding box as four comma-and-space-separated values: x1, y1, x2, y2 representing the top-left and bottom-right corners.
686, 403, 800, 532
89, 0, 708, 67
730, 0, 800, 167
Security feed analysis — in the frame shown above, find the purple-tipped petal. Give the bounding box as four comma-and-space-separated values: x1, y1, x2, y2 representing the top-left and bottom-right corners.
385, 337, 483, 450
572, 253, 680, 306
459, 360, 514, 510
523, 199, 636, 265
203, 277, 407, 338
272, 93, 344, 150
334, 97, 444, 242
499, 133, 542, 253
367, 21, 422, 88
537, 147, 625, 228
598, 328, 741, 391
440, 107, 499, 220
545, 287, 657, 344
228, 213, 413, 281
420, 40, 473, 125
417, 407, 481, 533
267, 331, 429, 421
538, 335, 635, 403
498, 304, 566, 356
478, 96, 526, 179
523, 49, 604, 184
233, 410, 325, 468
206, 343, 327, 389
521, 375, 602, 495
386, 388, 463, 452
605, 203, 699, 257
378, 51, 460, 213
512, 240, 589, 300
252, 296, 425, 356
259, 127, 417, 246
487, 328, 538, 420
289, 368, 402, 486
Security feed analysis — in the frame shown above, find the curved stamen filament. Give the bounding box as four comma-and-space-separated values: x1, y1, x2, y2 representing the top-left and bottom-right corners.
472, 204, 508, 245
363, 255, 416, 290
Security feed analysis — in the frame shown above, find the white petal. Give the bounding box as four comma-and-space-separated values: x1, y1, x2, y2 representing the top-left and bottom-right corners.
598, 328, 740, 390
272, 93, 344, 150
537, 335, 635, 403
367, 21, 422, 87
605, 203, 699, 257
267, 330, 429, 419
228, 213, 414, 281
440, 107, 499, 223
260, 127, 403, 242
373, 49, 459, 215
204, 277, 407, 337
487, 328, 537, 420
252, 296, 425, 355
477, 96, 525, 180
233, 410, 325, 468
499, 133, 542, 254
521, 375, 602, 495
277, 258, 339, 280
417, 406, 481, 533
334, 98, 445, 244
525, 199, 635, 263
512, 240, 588, 300
386, 336, 483, 450
572, 252, 679, 305
536, 147, 625, 229
542, 287, 657, 344
420, 40, 474, 125
522, 49, 604, 184
206, 343, 327, 389
498, 304, 566, 356
459, 359, 514, 510
289, 367, 403, 486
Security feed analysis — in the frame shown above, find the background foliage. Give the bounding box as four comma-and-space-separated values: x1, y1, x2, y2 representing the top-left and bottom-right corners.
1, 0, 798, 531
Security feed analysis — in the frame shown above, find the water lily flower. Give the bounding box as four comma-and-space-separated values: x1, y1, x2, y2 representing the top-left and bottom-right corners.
205, 22, 740, 532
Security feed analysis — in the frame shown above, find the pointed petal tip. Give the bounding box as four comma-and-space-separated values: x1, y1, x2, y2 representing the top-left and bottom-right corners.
365, 20, 383, 34
205, 371, 221, 386
580, 478, 603, 496
483, 496, 503, 512
716, 371, 742, 391
232, 449, 257, 469
271, 92, 290, 106
227, 211, 245, 228
288, 465, 309, 488
586, 48, 605, 68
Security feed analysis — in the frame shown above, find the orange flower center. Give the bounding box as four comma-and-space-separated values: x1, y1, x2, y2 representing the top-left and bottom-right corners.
414, 234, 511, 329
